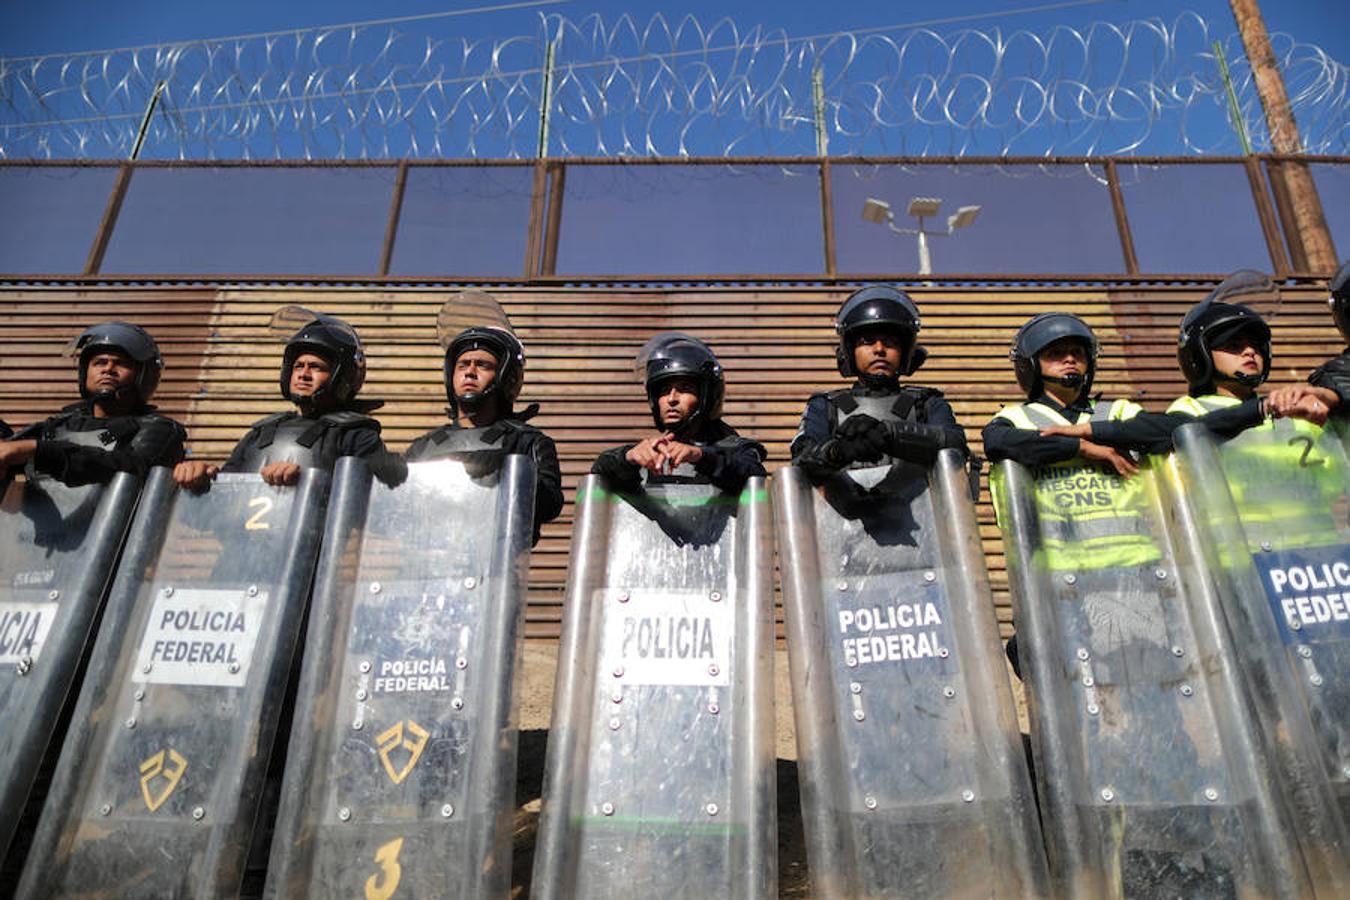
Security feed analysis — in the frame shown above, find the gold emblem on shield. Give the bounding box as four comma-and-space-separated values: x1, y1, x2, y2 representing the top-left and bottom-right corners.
377, 720, 429, 785
139, 748, 188, 812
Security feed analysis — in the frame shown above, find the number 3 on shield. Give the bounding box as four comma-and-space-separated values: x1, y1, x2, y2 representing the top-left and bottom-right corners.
244, 496, 273, 531
365, 836, 404, 900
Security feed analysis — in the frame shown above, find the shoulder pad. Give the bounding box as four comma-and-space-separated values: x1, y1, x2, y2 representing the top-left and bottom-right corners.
254, 411, 295, 428
901, 384, 942, 402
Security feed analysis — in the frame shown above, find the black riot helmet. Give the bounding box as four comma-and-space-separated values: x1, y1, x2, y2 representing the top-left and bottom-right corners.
1330, 259, 1350, 343
834, 284, 927, 380
1010, 312, 1099, 401
280, 315, 367, 409
444, 326, 526, 417
70, 321, 164, 407
636, 333, 724, 434
1178, 301, 1272, 396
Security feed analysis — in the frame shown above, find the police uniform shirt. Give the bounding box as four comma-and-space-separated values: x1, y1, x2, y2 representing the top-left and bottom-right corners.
1086, 395, 1265, 454
790, 381, 966, 482
982, 393, 1099, 466
591, 419, 767, 494
10, 401, 186, 486
1310, 350, 1350, 411
405, 418, 565, 545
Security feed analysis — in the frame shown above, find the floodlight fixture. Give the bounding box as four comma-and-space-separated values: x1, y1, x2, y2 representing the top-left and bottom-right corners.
906, 197, 942, 219
948, 205, 981, 231
861, 197, 892, 224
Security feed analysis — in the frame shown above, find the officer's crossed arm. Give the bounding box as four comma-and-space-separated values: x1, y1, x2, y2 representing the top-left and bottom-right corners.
1267, 384, 1337, 425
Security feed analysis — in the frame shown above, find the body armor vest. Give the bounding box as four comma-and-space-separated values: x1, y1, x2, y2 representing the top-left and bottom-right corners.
233, 412, 370, 472
407, 422, 513, 478
44, 420, 120, 451
828, 387, 928, 473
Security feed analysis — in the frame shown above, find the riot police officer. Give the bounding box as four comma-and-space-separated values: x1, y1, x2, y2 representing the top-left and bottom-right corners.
174, 314, 402, 489
791, 284, 965, 480
405, 325, 563, 544
1269, 259, 1348, 421
591, 332, 766, 493
0, 321, 185, 484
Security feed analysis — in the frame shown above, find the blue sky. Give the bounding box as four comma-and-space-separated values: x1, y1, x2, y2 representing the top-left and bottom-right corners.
3, 0, 1345, 65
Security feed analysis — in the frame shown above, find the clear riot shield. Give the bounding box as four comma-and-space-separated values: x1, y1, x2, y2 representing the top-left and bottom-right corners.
997, 456, 1315, 898
532, 475, 776, 900
775, 451, 1049, 899
264, 456, 536, 898
0, 471, 141, 863
1170, 419, 1350, 892
15, 469, 330, 899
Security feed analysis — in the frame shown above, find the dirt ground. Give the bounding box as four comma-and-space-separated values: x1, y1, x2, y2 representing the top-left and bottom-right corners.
509, 642, 1030, 897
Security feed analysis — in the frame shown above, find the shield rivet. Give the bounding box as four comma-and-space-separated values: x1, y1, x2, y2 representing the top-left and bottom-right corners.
710, 590, 722, 602
1101, 788, 1115, 802
1261, 541, 1273, 552
16, 657, 32, 675
1291, 619, 1302, 631
464, 576, 477, 590
613, 666, 625, 678
1076, 648, 1090, 661
1311, 674, 1325, 687
1082, 676, 1094, 688
1203, 788, 1219, 802
192, 807, 205, 821
938, 647, 949, 658
837, 581, 848, 592
1064, 573, 1077, 585
849, 682, 862, 694
864, 796, 878, 810
228, 662, 240, 674
352, 720, 364, 731
1180, 684, 1193, 697
705, 803, 719, 816
356, 688, 368, 701
368, 582, 381, 594
853, 710, 865, 722
125, 717, 136, 729
99, 803, 112, 816
338, 807, 351, 822
708, 664, 719, 677
942, 686, 956, 699
47, 589, 60, 601
617, 592, 630, 603
601, 802, 615, 816
133, 688, 145, 701
456, 657, 468, 670
441, 804, 454, 818
1171, 646, 1185, 657
1298, 646, 1313, 659
247, 585, 259, 597
962, 789, 975, 803
142, 662, 153, 674
1087, 703, 1100, 716
924, 571, 936, 583
609, 717, 621, 731
1154, 568, 1168, 581
451, 697, 464, 710
708, 703, 720, 715
359, 660, 372, 673
162, 586, 174, 597
845, 656, 858, 668
611, 691, 623, 704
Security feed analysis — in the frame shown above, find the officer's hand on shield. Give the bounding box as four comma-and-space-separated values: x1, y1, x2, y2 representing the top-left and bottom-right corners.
836, 414, 886, 464
1267, 384, 1336, 424
172, 459, 220, 492
626, 433, 673, 473
260, 460, 303, 486
662, 439, 704, 469
1077, 439, 1139, 477
0, 438, 36, 470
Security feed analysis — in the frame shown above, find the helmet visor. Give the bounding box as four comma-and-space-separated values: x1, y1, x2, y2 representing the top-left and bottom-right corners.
1184, 269, 1279, 334
437, 291, 514, 348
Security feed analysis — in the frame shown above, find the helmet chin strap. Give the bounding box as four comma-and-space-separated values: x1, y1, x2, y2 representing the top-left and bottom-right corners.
1219, 370, 1265, 389
1043, 373, 1084, 389
858, 371, 899, 390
